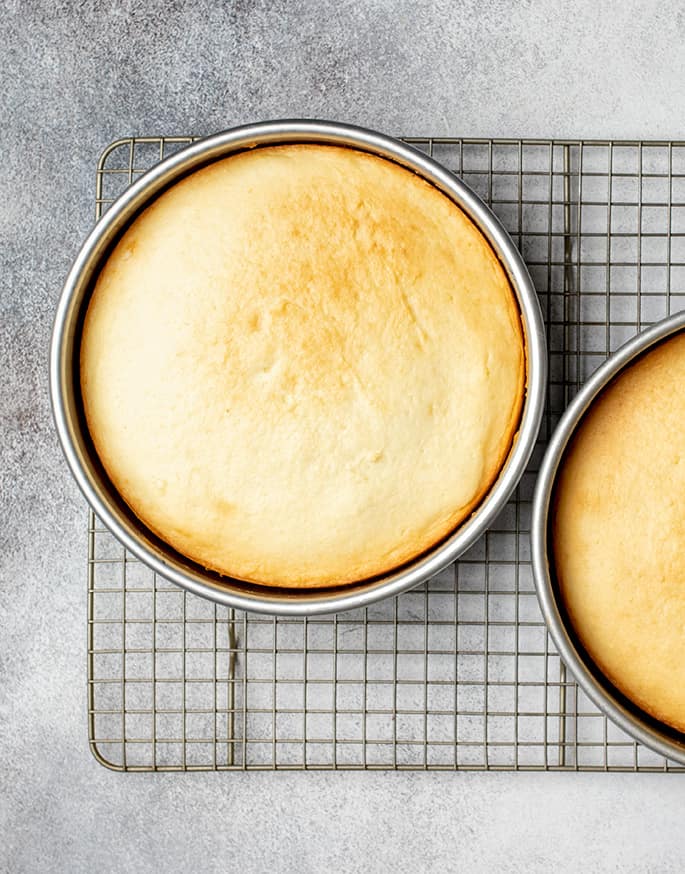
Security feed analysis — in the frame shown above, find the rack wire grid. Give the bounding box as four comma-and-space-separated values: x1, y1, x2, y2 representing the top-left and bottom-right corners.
88, 136, 685, 772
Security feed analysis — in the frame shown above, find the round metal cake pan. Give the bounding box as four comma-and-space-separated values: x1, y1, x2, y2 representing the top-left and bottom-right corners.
51, 119, 546, 616
532, 309, 685, 765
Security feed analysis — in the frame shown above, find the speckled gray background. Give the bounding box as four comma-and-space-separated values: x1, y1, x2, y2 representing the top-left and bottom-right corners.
2, 1, 685, 871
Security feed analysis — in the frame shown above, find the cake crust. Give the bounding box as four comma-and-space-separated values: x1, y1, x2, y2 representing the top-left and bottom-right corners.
553, 331, 685, 732
81, 144, 525, 587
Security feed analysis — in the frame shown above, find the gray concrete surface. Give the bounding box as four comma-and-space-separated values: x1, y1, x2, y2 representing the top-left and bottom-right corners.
2, 1, 685, 871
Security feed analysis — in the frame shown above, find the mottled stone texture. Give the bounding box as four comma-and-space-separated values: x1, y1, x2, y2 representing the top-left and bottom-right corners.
1, 1, 685, 871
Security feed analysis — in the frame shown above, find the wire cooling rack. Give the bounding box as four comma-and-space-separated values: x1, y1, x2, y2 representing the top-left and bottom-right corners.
88, 136, 685, 772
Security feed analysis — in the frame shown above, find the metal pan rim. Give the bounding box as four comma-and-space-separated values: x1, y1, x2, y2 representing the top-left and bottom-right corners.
532, 309, 685, 765
51, 120, 546, 616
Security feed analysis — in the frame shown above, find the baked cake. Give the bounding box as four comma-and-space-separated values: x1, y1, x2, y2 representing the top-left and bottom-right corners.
553, 331, 685, 731
81, 144, 525, 587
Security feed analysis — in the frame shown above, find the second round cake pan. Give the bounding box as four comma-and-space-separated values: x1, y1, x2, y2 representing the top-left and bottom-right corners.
532, 309, 685, 766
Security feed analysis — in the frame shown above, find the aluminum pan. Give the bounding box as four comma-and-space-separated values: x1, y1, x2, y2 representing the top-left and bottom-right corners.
51, 120, 546, 616
532, 309, 685, 765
